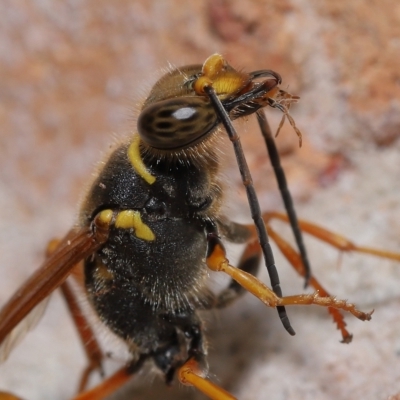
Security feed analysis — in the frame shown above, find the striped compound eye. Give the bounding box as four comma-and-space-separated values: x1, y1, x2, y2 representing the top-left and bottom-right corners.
137, 97, 218, 150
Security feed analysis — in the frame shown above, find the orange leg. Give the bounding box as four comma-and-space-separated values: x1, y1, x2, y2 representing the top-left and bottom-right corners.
178, 358, 237, 400
216, 238, 261, 308
72, 367, 131, 400
71, 354, 237, 400
60, 281, 104, 391
263, 211, 400, 262
265, 224, 354, 342
206, 233, 372, 329
66, 352, 232, 400
218, 215, 377, 342
258, 211, 400, 341
236, 211, 400, 342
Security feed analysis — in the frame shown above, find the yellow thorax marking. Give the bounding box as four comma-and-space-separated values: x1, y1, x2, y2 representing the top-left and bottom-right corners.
128, 135, 156, 185
115, 210, 155, 241
98, 209, 114, 225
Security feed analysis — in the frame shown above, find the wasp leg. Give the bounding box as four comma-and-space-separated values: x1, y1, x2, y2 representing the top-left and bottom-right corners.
46, 239, 105, 392
206, 233, 372, 322
264, 223, 354, 342
71, 354, 150, 400
178, 358, 237, 400
71, 366, 132, 400
259, 210, 400, 342
61, 281, 104, 392
217, 217, 361, 342
214, 219, 261, 308
232, 211, 394, 342
263, 211, 400, 262
216, 238, 261, 308
172, 314, 236, 399
72, 355, 148, 400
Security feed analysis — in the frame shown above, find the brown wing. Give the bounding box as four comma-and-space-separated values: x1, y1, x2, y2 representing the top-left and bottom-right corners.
0, 223, 109, 360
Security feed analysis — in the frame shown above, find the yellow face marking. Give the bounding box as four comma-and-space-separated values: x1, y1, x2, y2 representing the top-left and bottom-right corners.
115, 210, 155, 241
98, 209, 114, 225
128, 136, 156, 185
194, 53, 249, 99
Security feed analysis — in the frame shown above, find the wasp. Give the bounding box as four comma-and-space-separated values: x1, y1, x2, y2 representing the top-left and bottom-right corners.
1, 54, 399, 400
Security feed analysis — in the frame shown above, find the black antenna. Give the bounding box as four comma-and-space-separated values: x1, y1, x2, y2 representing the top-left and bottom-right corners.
204, 85, 295, 336
256, 110, 312, 286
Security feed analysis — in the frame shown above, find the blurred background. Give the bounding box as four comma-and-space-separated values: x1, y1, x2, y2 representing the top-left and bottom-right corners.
0, 1, 400, 399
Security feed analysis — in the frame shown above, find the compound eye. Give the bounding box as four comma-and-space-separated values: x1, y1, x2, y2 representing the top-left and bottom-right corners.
137, 97, 218, 150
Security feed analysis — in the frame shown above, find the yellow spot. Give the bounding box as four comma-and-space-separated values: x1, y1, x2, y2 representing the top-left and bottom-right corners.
115, 210, 155, 241
94, 262, 114, 283
194, 54, 249, 99
98, 209, 114, 225
202, 54, 226, 79
128, 136, 156, 185
206, 243, 226, 272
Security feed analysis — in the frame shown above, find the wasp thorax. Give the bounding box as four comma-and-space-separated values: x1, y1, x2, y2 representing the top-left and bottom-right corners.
137, 96, 218, 150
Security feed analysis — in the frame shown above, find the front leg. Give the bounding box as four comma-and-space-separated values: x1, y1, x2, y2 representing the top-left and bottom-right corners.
218, 216, 368, 342
215, 219, 262, 308
206, 229, 372, 327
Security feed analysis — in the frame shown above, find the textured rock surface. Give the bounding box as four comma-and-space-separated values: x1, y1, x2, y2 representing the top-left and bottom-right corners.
1, 1, 400, 399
